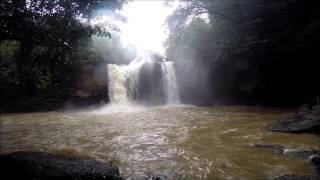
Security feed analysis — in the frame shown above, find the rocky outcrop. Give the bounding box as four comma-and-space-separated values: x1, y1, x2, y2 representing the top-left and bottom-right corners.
267, 103, 320, 133
136, 61, 166, 105
254, 143, 320, 160
0, 151, 122, 180
68, 62, 109, 108
254, 144, 320, 179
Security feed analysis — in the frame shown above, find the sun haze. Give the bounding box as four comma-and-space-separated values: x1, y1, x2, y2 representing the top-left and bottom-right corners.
119, 0, 176, 54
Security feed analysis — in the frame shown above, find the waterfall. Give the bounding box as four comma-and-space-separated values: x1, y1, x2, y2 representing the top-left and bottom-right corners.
107, 58, 145, 104
161, 61, 180, 104
107, 64, 129, 104
107, 55, 180, 105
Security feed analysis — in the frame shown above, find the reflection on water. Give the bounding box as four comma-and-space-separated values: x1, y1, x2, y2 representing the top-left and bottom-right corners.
0, 105, 319, 179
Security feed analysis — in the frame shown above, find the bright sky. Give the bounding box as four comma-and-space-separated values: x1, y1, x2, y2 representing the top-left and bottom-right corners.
118, 0, 178, 55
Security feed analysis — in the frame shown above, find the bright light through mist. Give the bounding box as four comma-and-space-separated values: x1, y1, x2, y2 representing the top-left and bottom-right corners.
119, 1, 177, 55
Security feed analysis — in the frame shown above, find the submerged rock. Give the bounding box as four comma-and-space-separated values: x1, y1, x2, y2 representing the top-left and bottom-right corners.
267, 103, 320, 133
254, 143, 285, 154
255, 144, 320, 178
0, 151, 122, 180
254, 143, 320, 160
148, 174, 169, 180
274, 174, 320, 180
287, 150, 320, 160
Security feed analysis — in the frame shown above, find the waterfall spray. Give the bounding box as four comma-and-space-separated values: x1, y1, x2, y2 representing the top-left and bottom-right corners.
107, 64, 129, 104
107, 54, 180, 105
161, 61, 180, 104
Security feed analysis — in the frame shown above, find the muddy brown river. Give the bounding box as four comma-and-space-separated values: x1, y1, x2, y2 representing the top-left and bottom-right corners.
0, 105, 319, 179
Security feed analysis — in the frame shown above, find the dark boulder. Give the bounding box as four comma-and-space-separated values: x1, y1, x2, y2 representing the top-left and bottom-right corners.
0, 151, 122, 180
287, 150, 320, 160
267, 104, 320, 133
254, 144, 320, 178
312, 156, 320, 173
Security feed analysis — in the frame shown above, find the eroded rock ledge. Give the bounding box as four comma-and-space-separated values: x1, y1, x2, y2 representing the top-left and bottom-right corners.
0, 151, 123, 180
267, 103, 320, 134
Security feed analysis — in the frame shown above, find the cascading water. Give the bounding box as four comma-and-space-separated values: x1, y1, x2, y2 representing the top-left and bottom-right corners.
107, 57, 145, 104
107, 64, 129, 104
161, 62, 180, 104
107, 54, 180, 105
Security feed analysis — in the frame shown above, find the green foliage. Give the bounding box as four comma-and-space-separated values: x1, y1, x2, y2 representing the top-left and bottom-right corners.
0, 0, 128, 110
166, 0, 320, 105
0, 40, 19, 83
167, 18, 211, 61
0, 0, 126, 64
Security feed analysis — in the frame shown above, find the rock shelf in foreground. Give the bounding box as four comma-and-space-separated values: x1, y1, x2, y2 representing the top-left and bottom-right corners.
0, 151, 123, 180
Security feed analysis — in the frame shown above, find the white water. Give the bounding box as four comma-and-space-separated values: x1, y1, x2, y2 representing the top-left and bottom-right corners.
107, 58, 145, 104
107, 55, 180, 105
107, 64, 129, 104
161, 62, 180, 104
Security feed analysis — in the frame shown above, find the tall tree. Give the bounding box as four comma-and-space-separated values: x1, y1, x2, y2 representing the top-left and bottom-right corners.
0, 0, 126, 96
166, 0, 320, 105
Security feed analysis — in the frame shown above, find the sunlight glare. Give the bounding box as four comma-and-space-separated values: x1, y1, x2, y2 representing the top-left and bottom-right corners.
119, 1, 176, 54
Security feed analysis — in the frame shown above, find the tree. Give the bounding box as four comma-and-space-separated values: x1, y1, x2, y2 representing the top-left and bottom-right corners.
0, 0, 128, 110
0, 0, 125, 62
166, 0, 320, 105
0, 0, 126, 97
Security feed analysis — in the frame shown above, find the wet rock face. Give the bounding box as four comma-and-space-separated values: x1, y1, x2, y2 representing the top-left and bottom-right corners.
267, 104, 320, 133
289, 150, 320, 161
136, 62, 166, 105
0, 151, 122, 180
67, 62, 109, 108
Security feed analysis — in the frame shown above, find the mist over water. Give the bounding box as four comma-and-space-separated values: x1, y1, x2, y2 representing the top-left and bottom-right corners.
161, 62, 180, 104
107, 53, 180, 106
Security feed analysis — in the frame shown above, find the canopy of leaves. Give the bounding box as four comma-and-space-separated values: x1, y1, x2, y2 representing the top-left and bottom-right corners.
0, 0, 127, 110
0, 0, 125, 50
166, 0, 320, 105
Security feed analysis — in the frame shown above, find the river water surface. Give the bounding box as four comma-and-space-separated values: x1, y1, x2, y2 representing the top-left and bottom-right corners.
0, 105, 319, 179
